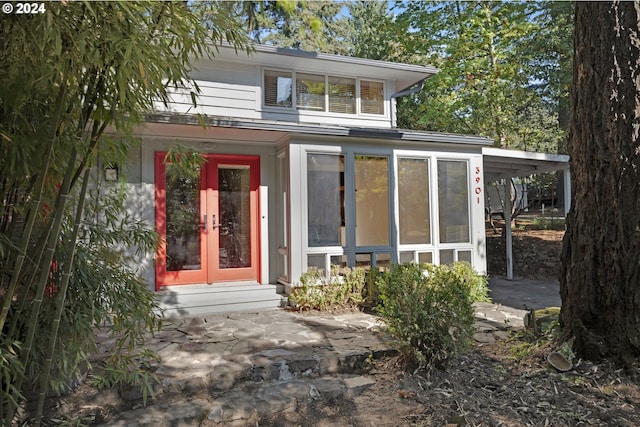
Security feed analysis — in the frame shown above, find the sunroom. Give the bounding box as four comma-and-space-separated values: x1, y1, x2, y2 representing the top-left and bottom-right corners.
276, 129, 489, 292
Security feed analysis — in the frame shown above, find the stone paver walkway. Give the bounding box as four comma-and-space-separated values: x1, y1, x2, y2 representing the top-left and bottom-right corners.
85, 299, 532, 426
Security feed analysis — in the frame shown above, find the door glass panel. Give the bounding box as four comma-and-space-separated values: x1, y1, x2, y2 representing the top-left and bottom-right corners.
355, 156, 389, 246
165, 176, 201, 271
219, 166, 251, 269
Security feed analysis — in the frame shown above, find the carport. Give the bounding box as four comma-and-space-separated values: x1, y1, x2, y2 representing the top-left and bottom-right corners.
482, 147, 570, 280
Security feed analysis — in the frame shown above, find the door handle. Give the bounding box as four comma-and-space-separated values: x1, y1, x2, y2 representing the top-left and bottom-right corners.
203, 214, 207, 230
212, 214, 222, 228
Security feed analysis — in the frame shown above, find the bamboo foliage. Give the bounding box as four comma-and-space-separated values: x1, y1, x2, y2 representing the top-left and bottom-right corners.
0, 1, 248, 423
34, 168, 90, 426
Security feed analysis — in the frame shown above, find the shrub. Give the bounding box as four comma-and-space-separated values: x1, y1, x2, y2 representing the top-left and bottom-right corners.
289, 267, 366, 311
449, 261, 491, 302
362, 267, 384, 310
376, 263, 480, 369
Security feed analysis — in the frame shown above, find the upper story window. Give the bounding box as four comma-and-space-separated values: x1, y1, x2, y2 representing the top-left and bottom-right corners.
264, 69, 384, 116
297, 73, 325, 111
361, 80, 384, 115
264, 70, 292, 108
329, 76, 356, 114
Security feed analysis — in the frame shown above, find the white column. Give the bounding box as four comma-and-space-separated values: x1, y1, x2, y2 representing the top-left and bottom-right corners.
563, 166, 571, 216
260, 185, 269, 285
503, 179, 514, 280
288, 145, 304, 288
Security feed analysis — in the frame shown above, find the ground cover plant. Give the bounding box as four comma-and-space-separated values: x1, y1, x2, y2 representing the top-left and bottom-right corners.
289, 261, 489, 371
288, 266, 367, 311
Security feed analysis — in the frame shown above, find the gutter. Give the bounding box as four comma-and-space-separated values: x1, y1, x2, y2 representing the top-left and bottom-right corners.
390, 77, 428, 128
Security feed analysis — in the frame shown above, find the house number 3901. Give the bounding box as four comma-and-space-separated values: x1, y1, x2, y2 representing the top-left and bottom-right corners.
474, 166, 482, 204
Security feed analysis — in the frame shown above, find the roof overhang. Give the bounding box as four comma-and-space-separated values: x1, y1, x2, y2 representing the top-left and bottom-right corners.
142, 113, 493, 147
483, 147, 570, 181
203, 44, 438, 92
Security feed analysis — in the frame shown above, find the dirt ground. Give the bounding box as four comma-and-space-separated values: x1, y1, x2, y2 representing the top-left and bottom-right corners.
260, 342, 640, 427
56, 223, 640, 426
486, 218, 565, 281
258, 224, 640, 426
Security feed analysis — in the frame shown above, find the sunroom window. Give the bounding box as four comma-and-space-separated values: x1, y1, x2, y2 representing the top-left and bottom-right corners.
264, 70, 292, 108
437, 160, 470, 243
307, 154, 345, 247
355, 155, 389, 246
398, 158, 430, 244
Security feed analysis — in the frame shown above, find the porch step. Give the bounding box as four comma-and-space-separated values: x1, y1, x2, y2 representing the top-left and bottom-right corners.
157, 282, 285, 317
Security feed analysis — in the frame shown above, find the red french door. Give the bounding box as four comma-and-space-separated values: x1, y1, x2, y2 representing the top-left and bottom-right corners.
155, 153, 260, 288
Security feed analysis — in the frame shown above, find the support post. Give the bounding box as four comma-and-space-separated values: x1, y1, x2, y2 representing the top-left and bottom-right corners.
503, 179, 514, 280
563, 166, 571, 216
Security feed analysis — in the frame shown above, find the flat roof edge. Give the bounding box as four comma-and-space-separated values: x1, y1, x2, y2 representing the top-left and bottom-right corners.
215, 43, 439, 75
482, 146, 570, 162
144, 113, 493, 146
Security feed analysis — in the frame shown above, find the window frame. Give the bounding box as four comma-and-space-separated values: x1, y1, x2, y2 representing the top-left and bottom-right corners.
263, 69, 294, 110
436, 158, 472, 245
262, 68, 386, 117
359, 79, 386, 116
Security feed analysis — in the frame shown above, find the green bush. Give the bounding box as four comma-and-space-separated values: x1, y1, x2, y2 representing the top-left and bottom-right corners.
289, 267, 366, 311
376, 262, 481, 369
450, 261, 491, 302
362, 268, 384, 309
532, 215, 566, 230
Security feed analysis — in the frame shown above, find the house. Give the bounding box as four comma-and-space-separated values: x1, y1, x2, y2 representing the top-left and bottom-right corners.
123, 44, 495, 316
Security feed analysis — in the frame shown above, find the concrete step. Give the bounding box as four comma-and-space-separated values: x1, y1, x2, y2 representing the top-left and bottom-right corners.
156, 283, 284, 317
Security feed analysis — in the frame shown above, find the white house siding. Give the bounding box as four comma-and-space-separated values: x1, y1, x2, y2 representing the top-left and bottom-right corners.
165, 81, 259, 118
156, 58, 398, 129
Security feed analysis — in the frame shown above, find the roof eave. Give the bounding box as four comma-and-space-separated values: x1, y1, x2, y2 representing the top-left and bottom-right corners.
144, 113, 493, 147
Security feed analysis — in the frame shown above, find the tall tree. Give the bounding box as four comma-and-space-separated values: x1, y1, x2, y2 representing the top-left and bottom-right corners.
346, 1, 409, 61
527, 1, 574, 153
395, 1, 563, 152
560, 1, 640, 361
241, 0, 350, 55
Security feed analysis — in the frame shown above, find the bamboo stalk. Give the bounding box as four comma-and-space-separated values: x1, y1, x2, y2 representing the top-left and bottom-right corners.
5, 219, 54, 339
3, 146, 78, 426
0, 83, 67, 332
34, 167, 90, 427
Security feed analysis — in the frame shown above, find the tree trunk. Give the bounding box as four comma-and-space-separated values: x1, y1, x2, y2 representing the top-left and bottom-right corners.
560, 1, 640, 362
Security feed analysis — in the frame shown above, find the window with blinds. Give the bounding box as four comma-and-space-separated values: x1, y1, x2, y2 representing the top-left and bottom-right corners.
328, 76, 356, 114
296, 73, 326, 111
264, 70, 292, 108
360, 80, 384, 115
263, 69, 384, 116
